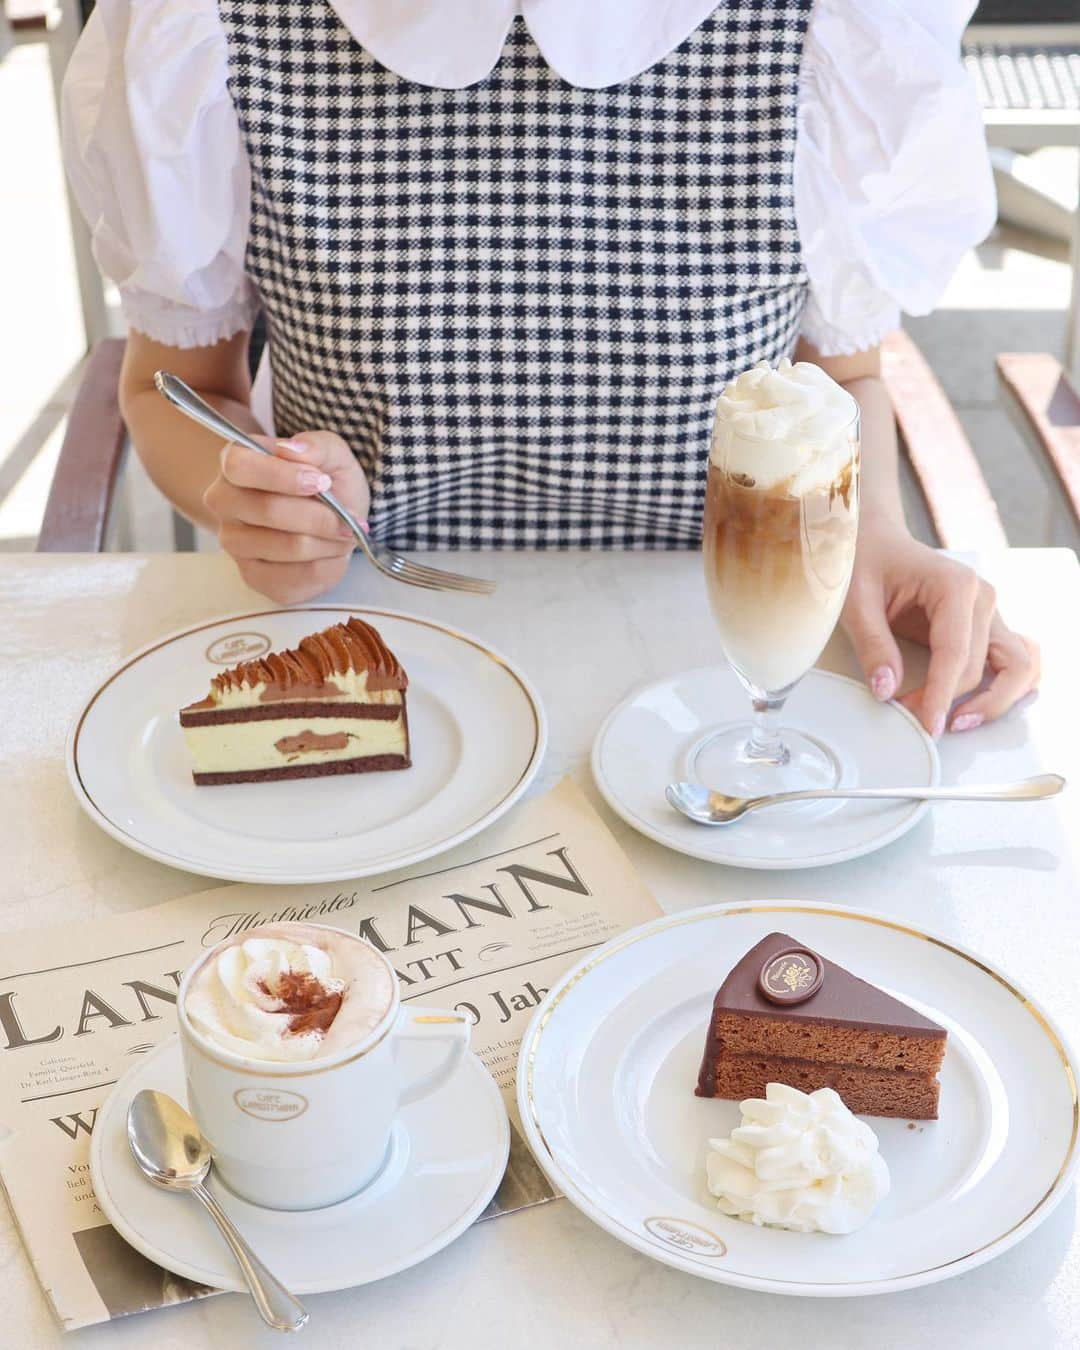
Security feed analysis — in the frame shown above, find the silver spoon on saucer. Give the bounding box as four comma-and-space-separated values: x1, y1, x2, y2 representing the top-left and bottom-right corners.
127, 1090, 308, 1333
666, 772, 1065, 826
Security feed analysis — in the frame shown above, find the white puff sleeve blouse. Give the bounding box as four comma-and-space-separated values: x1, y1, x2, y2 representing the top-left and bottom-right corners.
61, 0, 996, 357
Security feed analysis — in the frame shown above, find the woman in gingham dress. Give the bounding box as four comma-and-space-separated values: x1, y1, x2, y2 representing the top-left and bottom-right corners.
62, 1, 1039, 734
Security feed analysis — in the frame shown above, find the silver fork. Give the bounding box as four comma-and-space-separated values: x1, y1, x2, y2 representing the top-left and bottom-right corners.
154, 371, 495, 595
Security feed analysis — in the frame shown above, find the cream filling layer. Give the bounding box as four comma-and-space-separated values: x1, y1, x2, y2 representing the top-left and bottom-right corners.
209, 672, 403, 710
183, 716, 407, 774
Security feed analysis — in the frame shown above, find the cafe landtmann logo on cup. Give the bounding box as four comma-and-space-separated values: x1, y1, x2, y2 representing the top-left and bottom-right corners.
234, 1088, 309, 1122
205, 632, 272, 665
643, 1217, 727, 1258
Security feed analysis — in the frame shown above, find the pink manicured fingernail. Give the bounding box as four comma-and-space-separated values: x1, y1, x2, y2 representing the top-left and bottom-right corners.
298, 470, 331, 492
870, 666, 896, 701
277, 438, 309, 453
951, 713, 983, 733
930, 712, 947, 739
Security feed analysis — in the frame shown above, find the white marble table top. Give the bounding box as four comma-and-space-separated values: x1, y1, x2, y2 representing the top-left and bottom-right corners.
1, 548, 1077, 1349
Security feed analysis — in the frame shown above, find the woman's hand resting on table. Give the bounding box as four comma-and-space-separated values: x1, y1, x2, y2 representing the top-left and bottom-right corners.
203, 432, 371, 605
841, 517, 1040, 737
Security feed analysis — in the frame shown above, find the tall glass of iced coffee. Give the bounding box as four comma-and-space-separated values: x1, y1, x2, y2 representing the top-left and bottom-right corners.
701, 358, 860, 795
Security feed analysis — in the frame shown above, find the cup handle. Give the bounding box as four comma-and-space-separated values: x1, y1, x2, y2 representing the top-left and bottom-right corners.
394, 1007, 471, 1106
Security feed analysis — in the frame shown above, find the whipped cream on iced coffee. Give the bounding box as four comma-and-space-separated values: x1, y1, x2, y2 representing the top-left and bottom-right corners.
185, 923, 395, 1063
711, 358, 858, 494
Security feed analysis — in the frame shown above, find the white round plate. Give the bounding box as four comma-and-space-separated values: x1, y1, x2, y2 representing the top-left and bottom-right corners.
591, 667, 939, 869
91, 1035, 508, 1295
517, 902, 1079, 1297
68, 606, 546, 883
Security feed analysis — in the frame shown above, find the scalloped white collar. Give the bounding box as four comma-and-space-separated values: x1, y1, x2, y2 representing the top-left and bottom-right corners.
330, 0, 724, 89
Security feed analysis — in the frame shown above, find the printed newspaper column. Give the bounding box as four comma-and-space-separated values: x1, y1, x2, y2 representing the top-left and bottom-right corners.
0, 779, 661, 1329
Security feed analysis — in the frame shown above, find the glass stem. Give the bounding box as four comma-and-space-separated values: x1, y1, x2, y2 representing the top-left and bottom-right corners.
744, 692, 790, 767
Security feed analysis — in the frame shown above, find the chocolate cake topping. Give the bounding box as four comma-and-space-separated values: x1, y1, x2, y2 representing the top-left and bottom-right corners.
712, 934, 939, 1036
714, 932, 945, 1036
758, 947, 824, 1005
209, 617, 407, 700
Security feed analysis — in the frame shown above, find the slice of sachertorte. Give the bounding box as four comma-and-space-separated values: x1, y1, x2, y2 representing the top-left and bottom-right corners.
179, 617, 410, 785
696, 932, 946, 1119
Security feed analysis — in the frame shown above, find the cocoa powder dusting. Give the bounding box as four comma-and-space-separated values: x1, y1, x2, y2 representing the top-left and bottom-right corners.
258, 972, 344, 1038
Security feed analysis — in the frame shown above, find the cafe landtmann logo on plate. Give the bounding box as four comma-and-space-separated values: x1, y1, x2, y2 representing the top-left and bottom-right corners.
205, 632, 272, 665
234, 1088, 309, 1122
643, 1217, 727, 1258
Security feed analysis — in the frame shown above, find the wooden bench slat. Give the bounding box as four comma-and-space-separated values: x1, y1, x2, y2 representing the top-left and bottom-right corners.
880, 330, 1009, 550
996, 352, 1080, 524
37, 339, 127, 553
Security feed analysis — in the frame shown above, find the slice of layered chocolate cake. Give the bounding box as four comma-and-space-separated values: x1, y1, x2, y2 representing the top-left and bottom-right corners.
696, 932, 946, 1119
180, 617, 410, 785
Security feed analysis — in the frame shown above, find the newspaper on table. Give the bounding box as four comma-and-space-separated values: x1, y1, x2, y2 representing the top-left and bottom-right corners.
0, 778, 661, 1330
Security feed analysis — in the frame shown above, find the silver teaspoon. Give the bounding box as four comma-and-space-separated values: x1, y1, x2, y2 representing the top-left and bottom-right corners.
666, 772, 1065, 826
127, 1090, 308, 1333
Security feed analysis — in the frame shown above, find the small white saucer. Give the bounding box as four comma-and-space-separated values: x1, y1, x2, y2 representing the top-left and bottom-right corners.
90, 1036, 509, 1295
591, 666, 939, 870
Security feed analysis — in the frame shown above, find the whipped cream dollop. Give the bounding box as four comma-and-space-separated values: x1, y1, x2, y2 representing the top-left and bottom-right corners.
185, 928, 393, 1063
705, 1083, 890, 1235
711, 358, 858, 494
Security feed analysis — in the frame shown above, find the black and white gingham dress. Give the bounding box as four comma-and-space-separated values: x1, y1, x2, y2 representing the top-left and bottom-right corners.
217, 2, 813, 549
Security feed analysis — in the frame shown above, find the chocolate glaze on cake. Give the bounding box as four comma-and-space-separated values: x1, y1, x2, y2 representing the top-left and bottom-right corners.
696, 932, 947, 1119
703, 932, 944, 1038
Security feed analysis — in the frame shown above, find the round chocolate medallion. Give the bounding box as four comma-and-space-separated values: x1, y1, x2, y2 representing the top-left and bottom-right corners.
758, 947, 824, 1005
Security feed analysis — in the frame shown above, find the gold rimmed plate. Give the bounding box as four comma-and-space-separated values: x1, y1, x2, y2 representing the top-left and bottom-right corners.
516, 902, 1078, 1297
67, 607, 546, 883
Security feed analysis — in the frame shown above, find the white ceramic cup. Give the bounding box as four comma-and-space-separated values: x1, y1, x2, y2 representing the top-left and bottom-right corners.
177, 924, 470, 1210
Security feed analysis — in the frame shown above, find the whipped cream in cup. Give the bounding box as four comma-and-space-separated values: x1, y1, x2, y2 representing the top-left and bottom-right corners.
184, 926, 394, 1063
177, 922, 470, 1210
705, 1083, 890, 1235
